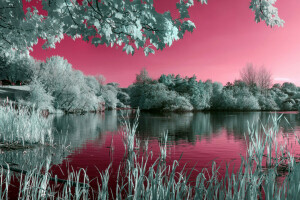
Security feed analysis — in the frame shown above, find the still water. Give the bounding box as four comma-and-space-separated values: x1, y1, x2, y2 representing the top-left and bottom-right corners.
3, 111, 300, 188
53, 111, 300, 177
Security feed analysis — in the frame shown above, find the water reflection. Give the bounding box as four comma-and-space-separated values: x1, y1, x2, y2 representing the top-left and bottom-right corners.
0, 146, 68, 170
1, 110, 299, 169
136, 112, 259, 143
52, 111, 119, 148
134, 111, 300, 143
0, 111, 119, 168
50, 111, 300, 148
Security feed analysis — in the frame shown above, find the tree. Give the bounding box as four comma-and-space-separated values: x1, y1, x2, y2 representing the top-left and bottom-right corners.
0, 50, 36, 83
164, 95, 193, 112
39, 0, 285, 56
240, 63, 257, 86
135, 68, 152, 84
101, 84, 119, 109
281, 82, 297, 92
129, 81, 193, 111
95, 75, 106, 85
257, 66, 272, 90
0, 0, 63, 52
35, 56, 106, 112
215, 89, 237, 110
235, 87, 260, 110
1, 0, 284, 55
187, 79, 211, 110
27, 78, 54, 110
159, 74, 175, 89
21, 0, 197, 56
256, 92, 279, 110
249, 0, 284, 27
85, 76, 101, 94
211, 82, 223, 109
117, 91, 130, 106
240, 64, 272, 91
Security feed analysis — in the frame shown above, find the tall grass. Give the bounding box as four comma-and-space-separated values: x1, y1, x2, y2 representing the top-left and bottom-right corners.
160, 132, 168, 160
0, 102, 53, 146
1, 112, 300, 199
121, 109, 140, 156
245, 113, 295, 176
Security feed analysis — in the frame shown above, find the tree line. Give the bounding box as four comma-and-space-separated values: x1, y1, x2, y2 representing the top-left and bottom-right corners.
0, 52, 129, 113
128, 67, 300, 111
1, 52, 299, 113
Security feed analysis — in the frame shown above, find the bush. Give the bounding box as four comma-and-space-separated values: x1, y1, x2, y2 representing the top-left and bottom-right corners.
257, 94, 279, 110
164, 95, 193, 112
27, 78, 54, 111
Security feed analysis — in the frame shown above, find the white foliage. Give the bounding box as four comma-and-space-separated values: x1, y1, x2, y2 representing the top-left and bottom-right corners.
250, 0, 284, 27
27, 78, 54, 110
0, 0, 284, 55
0, 50, 36, 83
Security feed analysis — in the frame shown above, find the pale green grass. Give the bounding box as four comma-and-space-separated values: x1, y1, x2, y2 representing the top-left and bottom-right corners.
0, 103, 53, 146
160, 132, 168, 160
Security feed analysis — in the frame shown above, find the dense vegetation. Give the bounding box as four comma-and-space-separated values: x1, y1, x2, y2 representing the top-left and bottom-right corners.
0, 0, 283, 56
0, 52, 129, 113
128, 68, 300, 112
1, 52, 300, 113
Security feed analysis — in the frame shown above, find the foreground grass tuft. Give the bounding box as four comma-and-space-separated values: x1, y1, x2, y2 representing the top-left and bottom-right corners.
0, 102, 53, 146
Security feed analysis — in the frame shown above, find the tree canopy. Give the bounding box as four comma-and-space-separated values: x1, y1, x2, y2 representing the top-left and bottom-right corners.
240, 63, 272, 90
128, 68, 300, 112
0, 0, 63, 52
0, 0, 284, 55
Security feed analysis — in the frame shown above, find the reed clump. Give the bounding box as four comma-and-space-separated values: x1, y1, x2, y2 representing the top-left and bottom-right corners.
0, 102, 53, 147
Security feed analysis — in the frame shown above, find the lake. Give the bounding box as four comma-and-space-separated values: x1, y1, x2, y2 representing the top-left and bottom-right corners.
3, 110, 300, 194
54, 111, 300, 180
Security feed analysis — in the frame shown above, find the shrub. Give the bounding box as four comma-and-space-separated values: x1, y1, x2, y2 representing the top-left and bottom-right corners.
164, 95, 193, 111
27, 78, 54, 111
257, 93, 279, 110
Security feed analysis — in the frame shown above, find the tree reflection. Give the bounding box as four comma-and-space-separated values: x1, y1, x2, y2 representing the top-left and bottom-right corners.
2, 111, 298, 169
132, 111, 299, 143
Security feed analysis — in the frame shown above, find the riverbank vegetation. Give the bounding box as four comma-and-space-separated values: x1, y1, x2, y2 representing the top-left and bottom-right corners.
0, 52, 130, 113
1, 52, 300, 113
129, 68, 300, 112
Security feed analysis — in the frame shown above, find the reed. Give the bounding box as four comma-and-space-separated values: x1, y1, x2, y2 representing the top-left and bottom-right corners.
160, 132, 168, 160
121, 109, 140, 156
0, 102, 53, 146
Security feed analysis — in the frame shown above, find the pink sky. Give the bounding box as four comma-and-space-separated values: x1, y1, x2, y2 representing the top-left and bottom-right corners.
27, 0, 300, 87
